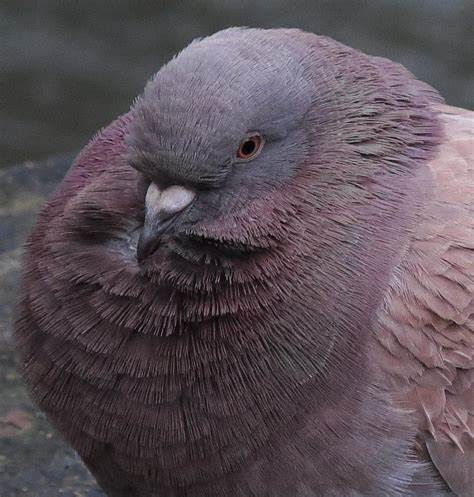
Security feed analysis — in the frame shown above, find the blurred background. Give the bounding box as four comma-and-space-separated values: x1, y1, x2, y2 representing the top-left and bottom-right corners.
1, 0, 473, 169
0, 2, 473, 496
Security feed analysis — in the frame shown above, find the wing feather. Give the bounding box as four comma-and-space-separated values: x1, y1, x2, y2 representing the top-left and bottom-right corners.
375, 104, 474, 495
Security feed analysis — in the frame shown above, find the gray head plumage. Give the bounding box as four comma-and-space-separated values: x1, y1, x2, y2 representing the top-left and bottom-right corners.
126, 28, 313, 189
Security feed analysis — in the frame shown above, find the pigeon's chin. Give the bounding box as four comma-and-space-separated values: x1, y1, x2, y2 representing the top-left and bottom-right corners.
104, 217, 270, 269
103, 223, 143, 263
106, 226, 182, 266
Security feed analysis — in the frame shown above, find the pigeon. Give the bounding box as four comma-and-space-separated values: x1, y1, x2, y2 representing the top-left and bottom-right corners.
14, 28, 473, 497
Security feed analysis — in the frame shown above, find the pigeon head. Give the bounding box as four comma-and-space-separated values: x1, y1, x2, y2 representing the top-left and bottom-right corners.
126, 28, 314, 261
124, 27, 440, 269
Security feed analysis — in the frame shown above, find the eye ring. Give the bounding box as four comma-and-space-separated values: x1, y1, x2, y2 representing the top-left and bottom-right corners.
236, 134, 263, 160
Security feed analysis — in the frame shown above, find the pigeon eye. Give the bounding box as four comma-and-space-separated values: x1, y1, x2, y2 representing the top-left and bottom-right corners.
237, 135, 263, 160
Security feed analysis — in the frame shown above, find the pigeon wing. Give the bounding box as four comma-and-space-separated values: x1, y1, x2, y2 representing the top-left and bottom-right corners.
375, 104, 474, 496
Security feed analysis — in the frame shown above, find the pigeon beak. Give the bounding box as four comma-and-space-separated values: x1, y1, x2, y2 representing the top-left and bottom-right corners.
136, 183, 196, 262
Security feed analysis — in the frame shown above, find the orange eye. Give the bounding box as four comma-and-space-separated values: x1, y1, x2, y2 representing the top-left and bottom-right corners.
237, 135, 263, 160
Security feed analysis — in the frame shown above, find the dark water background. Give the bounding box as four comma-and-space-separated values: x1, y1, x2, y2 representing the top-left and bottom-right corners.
1, 0, 473, 168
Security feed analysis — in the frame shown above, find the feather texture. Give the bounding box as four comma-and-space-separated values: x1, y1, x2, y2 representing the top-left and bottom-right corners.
375, 104, 474, 496
14, 29, 472, 496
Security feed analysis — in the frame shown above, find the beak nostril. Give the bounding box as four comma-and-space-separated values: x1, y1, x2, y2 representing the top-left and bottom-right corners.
137, 183, 196, 262
154, 185, 196, 216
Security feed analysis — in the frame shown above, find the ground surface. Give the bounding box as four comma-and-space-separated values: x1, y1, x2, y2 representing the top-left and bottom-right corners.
0, 156, 104, 497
